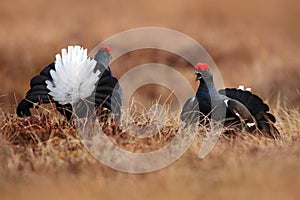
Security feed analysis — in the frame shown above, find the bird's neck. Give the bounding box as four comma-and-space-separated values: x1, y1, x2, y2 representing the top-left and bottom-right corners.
196, 78, 219, 99
94, 51, 110, 70
98, 58, 110, 69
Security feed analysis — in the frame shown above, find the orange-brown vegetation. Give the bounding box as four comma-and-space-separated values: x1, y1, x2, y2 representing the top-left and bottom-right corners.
0, 0, 299, 199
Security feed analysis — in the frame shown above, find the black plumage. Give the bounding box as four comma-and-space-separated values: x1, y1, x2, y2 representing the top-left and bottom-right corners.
181, 63, 280, 138
219, 88, 278, 136
16, 46, 122, 121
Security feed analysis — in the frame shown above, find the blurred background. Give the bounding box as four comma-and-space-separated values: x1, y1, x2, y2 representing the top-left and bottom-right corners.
0, 0, 299, 112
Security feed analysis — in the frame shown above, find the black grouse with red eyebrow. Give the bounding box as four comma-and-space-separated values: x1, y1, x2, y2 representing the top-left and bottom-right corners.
180, 63, 280, 138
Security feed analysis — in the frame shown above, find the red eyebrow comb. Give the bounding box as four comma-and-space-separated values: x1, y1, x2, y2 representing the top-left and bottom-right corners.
99, 46, 112, 53
195, 63, 209, 71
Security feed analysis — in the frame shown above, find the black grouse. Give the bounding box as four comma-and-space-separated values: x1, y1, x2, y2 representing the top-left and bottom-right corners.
181, 63, 280, 138
16, 45, 122, 121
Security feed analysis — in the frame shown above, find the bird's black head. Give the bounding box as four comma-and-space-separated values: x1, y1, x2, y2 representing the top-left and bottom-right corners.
98, 46, 112, 54
195, 63, 212, 81
94, 46, 112, 69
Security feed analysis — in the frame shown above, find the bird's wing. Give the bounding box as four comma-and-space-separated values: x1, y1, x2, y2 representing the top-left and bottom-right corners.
92, 49, 123, 121
180, 97, 201, 125
95, 77, 122, 120
17, 62, 73, 118
39, 62, 55, 77
17, 62, 55, 117
223, 98, 256, 128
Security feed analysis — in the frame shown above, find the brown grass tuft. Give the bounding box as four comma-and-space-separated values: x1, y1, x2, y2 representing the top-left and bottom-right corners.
0, 102, 300, 200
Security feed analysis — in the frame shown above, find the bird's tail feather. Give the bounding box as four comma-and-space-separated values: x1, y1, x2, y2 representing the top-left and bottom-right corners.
219, 88, 280, 138
17, 63, 55, 117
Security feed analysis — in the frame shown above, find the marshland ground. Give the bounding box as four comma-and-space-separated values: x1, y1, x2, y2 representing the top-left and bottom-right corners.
0, 0, 300, 199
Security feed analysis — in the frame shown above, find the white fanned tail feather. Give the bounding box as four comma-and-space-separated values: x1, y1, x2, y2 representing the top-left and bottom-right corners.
238, 85, 251, 92
46, 46, 100, 105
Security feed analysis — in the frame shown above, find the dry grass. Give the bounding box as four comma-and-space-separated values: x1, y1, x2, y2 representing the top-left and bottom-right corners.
0, 103, 300, 200
0, 0, 300, 199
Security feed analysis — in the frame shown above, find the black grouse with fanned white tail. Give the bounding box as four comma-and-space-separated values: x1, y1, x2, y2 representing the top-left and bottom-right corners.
16, 46, 122, 121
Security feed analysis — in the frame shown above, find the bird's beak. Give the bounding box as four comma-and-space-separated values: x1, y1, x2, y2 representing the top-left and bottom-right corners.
195, 70, 202, 81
